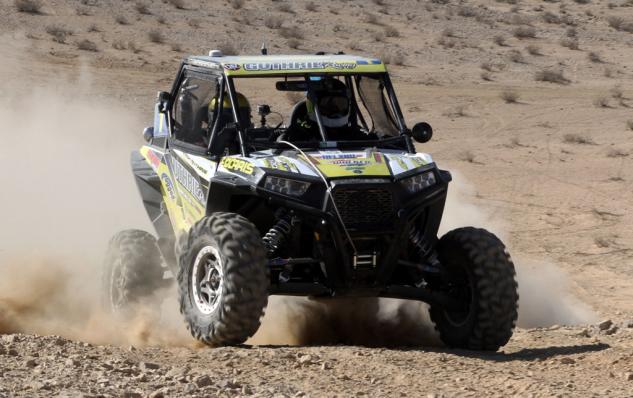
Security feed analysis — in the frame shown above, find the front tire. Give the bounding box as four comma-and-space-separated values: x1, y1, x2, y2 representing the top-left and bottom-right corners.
177, 212, 269, 346
429, 227, 518, 351
102, 229, 168, 315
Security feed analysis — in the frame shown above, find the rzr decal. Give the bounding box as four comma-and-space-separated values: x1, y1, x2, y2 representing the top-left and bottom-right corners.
223, 63, 240, 71
220, 157, 254, 175
243, 60, 357, 72
173, 160, 205, 202
161, 173, 176, 201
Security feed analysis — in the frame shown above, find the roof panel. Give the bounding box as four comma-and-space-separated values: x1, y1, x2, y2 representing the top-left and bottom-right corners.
186, 54, 387, 75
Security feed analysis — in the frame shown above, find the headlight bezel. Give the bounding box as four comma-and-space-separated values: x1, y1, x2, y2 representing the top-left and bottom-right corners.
399, 170, 437, 194
263, 175, 311, 197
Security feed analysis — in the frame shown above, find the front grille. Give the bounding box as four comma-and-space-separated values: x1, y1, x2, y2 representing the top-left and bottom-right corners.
332, 187, 395, 226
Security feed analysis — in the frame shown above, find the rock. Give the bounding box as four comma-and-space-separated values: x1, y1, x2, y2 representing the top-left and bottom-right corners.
64, 358, 79, 367
122, 392, 142, 398
149, 387, 170, 398
195, 375, 213, 388
321, 362, 331, 370
577, 328, 591, 337
140, 362, 160, 371
7, 349, 18, 357
560, 357, 575, 365
598, 320, 613, 330
101, 363, 114, 370
625, 372, 633, 381
625, 320, 633, 328
25, 358, 38, 368
298, 355, 313, 365
605, 326, 619, 335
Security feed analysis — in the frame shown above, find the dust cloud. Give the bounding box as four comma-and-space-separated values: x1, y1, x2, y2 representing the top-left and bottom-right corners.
0, 59, 191, 347
440, 171, 597, 327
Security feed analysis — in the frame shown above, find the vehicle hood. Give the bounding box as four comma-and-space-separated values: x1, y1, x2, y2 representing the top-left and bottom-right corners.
220, 149, 434, 179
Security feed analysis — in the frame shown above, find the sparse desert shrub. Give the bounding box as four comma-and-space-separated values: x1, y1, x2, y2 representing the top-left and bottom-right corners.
45, 25, 72, 43
217, 42, 237, 56
444, 105, 468, 118
560, 37, 579, 50
542, 12, 560, 24
501, 90, 520, 103
626, 120, 633, 130
115, 15, 129, 25
526, 44, 542, 55
15, 0, 42, 14
437, 36, 456, 48
481, 71, 493, 81
286, 91, 304, 105
264, 15, 282, 29
287, 38, 301, 49
188, 18, 200, 28
588, 51, 603, 63
305, 1, 317, 11
363, 13, 379, 25
610, 86, 624, 100
566, 27, 577, 37
372, 31, 385, 42
279, 26, 303, 39
76, 39, 97, 52
157, 15, 166, 24
76, 6, 91, 16
607, 16, 633, 32
458, 150, 477, 163
171, 43, 182, 52
513, 26, 536, 39
135, 2, 151, 14
535, 69, 569, 84
229, 0, 244, 10
563, 133, 594, 144
493, 35, 508, 46
480, 62, 495, 72
166, 0, 185, 9
87, 24, 99, 32
593, 96, 610, 108
277, 3, 293, 13
112, 39, 127, 50
604, 67, 613, 78
507, 49, 525, 63
457, 6, 478, 17
573, 0, 591, 4
607, 148, 628, 158
442, 28, 456, 38
348, 41, 362, 51
384, 26, 399, 37
382, 51, 405, 66
148, 30, 165, 44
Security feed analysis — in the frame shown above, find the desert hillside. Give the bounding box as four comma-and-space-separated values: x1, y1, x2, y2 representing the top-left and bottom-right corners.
0, 0, 632, 396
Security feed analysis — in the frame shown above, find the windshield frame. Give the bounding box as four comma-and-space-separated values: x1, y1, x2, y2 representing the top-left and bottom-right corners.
224, 72, 413, 155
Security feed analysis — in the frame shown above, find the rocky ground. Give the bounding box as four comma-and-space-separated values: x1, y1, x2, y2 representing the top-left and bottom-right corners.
1, 0, 633, 396
1, 320, 632, 397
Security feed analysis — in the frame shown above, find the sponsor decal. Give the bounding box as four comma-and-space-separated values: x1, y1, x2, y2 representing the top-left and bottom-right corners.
331, 159, 371, 167
173, 160, 205, 203
220, 157, 254, 175
223, 63, 241, 71
161, 173, 176, 201
146, 149, 161, 169
243, 60, 357, 72
319, 153, 361, 160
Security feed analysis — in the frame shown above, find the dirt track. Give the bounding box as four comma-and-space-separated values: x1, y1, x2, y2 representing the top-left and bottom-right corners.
1, 0, 633, 396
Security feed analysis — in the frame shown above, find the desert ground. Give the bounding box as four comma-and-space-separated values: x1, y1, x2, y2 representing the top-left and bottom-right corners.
0, 0, 633, 396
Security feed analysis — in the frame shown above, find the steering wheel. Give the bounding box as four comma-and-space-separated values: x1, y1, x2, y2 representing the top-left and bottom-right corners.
289, 100, 307, 128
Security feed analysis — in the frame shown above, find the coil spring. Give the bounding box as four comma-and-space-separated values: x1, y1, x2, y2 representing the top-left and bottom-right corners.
409, 227, 431, 258
263, 214, 292, 255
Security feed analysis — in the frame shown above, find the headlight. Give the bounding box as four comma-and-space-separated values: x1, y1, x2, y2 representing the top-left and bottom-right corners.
264, 176, 310, 196
401, 171, 436, 193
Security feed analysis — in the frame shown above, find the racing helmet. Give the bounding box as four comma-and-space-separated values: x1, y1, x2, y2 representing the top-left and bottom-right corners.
209, 92, 252, 128
307, 78, 350, 128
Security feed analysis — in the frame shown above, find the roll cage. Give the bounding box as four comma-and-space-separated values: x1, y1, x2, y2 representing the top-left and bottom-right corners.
162, 61, 416, 157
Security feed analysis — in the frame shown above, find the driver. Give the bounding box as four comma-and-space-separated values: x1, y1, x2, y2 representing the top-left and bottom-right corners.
286, 78, 370, 141
207, 92, 253, 130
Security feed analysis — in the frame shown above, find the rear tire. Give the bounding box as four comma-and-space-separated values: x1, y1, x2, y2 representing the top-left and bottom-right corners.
429, 227, 518, 351
177, 212, 269, 346
102, 229, 168, 315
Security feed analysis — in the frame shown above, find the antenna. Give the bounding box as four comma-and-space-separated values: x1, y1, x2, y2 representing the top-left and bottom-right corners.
261, 42, 268, 55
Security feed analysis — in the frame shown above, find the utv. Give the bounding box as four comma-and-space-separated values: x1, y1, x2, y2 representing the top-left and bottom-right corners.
103, 51, 519, 351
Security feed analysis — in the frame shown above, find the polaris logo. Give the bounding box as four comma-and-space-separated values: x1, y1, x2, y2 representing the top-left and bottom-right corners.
173, 160, 204, 203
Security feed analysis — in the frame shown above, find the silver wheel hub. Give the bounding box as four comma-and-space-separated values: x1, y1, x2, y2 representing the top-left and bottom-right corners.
191, 246, 224, 315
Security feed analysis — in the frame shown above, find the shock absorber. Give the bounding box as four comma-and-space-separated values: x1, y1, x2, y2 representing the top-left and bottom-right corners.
409, 227, 439, 267
262, 210, 293, 256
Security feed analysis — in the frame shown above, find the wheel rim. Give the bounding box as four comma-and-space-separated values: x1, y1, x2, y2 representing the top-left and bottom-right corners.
191, 246, 224, 315
110, 258, 125, 312
442, 264, 474, 327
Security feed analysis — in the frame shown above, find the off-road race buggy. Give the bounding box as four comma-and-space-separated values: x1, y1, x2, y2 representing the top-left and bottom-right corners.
103, 51, 519, 351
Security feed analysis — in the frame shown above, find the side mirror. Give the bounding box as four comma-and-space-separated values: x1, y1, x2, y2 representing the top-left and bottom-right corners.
156, 91, 170, 112
411, 122, 433, 143
143, 126, 154, 143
